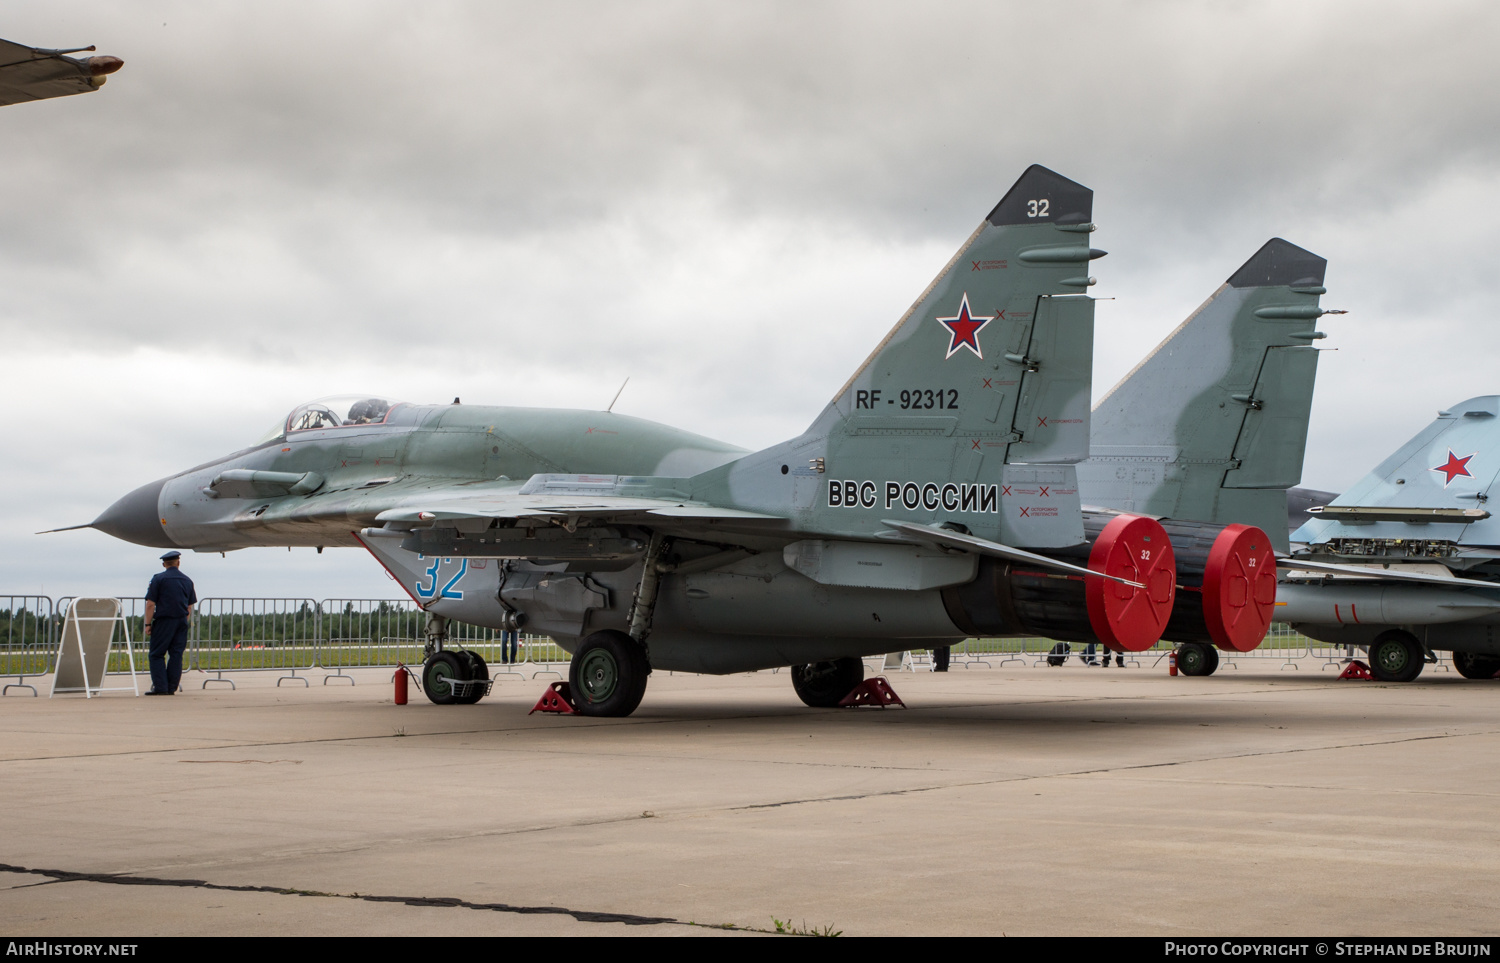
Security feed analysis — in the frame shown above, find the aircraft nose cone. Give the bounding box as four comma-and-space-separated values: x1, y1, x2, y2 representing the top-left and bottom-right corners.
92, 477, 175, 548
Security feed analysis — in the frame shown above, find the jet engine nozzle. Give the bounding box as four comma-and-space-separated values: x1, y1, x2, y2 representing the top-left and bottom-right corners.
1085, 514, 1177, 651
940, 513, 1178, 652
1155, 519, 1278, 652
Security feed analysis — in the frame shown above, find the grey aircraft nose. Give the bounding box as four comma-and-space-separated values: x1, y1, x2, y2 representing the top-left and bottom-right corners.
92, 477, 175, 548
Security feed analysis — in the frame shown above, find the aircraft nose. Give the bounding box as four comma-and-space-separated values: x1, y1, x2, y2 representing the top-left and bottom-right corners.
91, 477, 176, 548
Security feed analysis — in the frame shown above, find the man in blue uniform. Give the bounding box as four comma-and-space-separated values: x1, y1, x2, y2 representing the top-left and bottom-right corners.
144, 550, 196, 695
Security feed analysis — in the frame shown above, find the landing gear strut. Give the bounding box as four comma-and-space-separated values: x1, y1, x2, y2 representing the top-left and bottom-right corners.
420, 612, 492, 705
565, 532, 666, 718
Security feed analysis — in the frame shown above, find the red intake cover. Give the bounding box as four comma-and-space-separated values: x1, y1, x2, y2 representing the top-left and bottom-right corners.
1085, 514, 1176, 651
1202, 523, 1277, 652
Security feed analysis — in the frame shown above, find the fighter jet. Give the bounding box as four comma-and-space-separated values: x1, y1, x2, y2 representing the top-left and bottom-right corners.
1076, 238, 1342, 674
0, 38, 122, 107
74, 165, 1275, 715
1276, 397, 1500, 682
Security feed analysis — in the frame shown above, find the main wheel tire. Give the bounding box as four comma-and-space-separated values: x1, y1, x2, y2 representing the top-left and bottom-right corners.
1369, 631, 1425, 683
1452, 650, 1500, 680
569, 630, 649, 717
423, 651, 464, 705
1178, 642, 1220, 677
790, 657, 865, 708
454, 651, 489, 704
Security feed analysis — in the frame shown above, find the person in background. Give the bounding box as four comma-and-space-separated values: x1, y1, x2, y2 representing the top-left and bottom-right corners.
143, 550, 196, 695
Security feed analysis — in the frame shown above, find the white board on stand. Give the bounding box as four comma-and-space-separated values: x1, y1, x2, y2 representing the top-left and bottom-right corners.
50, 598, 138, 698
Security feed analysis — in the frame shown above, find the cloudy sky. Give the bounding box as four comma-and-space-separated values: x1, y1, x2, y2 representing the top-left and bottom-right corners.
4, 1, 1498, 601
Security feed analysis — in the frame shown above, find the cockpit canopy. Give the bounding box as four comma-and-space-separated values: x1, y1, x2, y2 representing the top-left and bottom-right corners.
254, 395, 407, 445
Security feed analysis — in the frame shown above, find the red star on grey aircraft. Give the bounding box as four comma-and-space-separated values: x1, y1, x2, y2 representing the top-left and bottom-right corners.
936, 292, 993, 359
1430, 448, 1476, 487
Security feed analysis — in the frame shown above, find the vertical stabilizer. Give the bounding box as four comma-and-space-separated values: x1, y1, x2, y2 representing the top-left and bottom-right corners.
1080, 238, 1331, 551
1295, 396, 1500, 551
701, 165, 1106, 548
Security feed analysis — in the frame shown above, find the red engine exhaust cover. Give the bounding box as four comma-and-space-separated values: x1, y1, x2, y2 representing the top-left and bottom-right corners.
1202, 523, 1277, 652
1085, 514, 1176, 651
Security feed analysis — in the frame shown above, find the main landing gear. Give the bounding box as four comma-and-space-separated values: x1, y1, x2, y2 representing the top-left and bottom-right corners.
1368, 630, 1425, 683
568, 630, 650, 717
1453, 650, 1500, 680
420, 612, 493, 705
1176, 642, 1220, 677
790, 657, 864, 708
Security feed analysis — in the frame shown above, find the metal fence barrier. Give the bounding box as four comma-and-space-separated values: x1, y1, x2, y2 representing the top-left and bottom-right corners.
12, 597, 574, 693
193, 597, 321, 688
4, 596, 1467, 693
0, 596, 57, 696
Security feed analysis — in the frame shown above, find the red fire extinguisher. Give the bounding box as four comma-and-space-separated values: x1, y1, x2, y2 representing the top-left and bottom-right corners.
1168, 650, 1178, 677
394, 663, 409, 704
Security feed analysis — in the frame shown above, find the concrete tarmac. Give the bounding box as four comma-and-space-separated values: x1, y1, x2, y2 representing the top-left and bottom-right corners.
1, 658, 1497, 937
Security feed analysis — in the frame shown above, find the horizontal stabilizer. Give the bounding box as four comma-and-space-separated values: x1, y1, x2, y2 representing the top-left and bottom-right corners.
1306, 506, 1490, 524
1277, 555, 1500, 589
883, 520, 1144, 589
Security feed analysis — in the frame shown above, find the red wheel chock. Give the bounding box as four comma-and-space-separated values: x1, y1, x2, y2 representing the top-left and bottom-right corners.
838, 676, 906, 709
1338, 660, 1374, 680
529, 681, 579, 714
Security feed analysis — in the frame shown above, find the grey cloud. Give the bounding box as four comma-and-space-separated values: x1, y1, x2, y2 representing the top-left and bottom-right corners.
6, 0, 1500, 596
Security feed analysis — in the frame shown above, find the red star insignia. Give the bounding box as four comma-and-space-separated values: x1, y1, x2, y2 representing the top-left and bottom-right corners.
1430, 449, 1476, 487
936, 292, 994, 360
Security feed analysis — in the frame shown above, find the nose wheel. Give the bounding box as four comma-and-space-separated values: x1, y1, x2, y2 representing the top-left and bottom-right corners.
422, 650, 492, 705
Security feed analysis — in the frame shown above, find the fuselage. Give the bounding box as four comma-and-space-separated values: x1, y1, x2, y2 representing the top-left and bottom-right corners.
95, 400, 750, 552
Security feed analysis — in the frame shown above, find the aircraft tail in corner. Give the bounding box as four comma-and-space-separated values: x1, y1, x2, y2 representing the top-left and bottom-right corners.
702, 165, 1107, 548
1294, 396, 1500, 552
1079, 238, 1336, 551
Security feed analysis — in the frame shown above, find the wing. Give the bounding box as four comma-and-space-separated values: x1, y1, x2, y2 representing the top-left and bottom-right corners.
369, 474, 781, 527
0, 39, 122, 107
355, 474, 784, 562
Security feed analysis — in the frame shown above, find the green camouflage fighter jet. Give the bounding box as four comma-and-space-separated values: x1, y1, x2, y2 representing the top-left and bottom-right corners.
79, 166, 1272, 715
1077, 238, 1343, 675
0, 38, 122, 107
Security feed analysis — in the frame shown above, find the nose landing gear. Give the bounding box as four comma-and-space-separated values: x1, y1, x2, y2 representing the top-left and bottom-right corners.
420, 613, 493, 705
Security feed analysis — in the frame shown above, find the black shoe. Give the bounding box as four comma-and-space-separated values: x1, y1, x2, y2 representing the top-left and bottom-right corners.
144, 689, 170, 696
